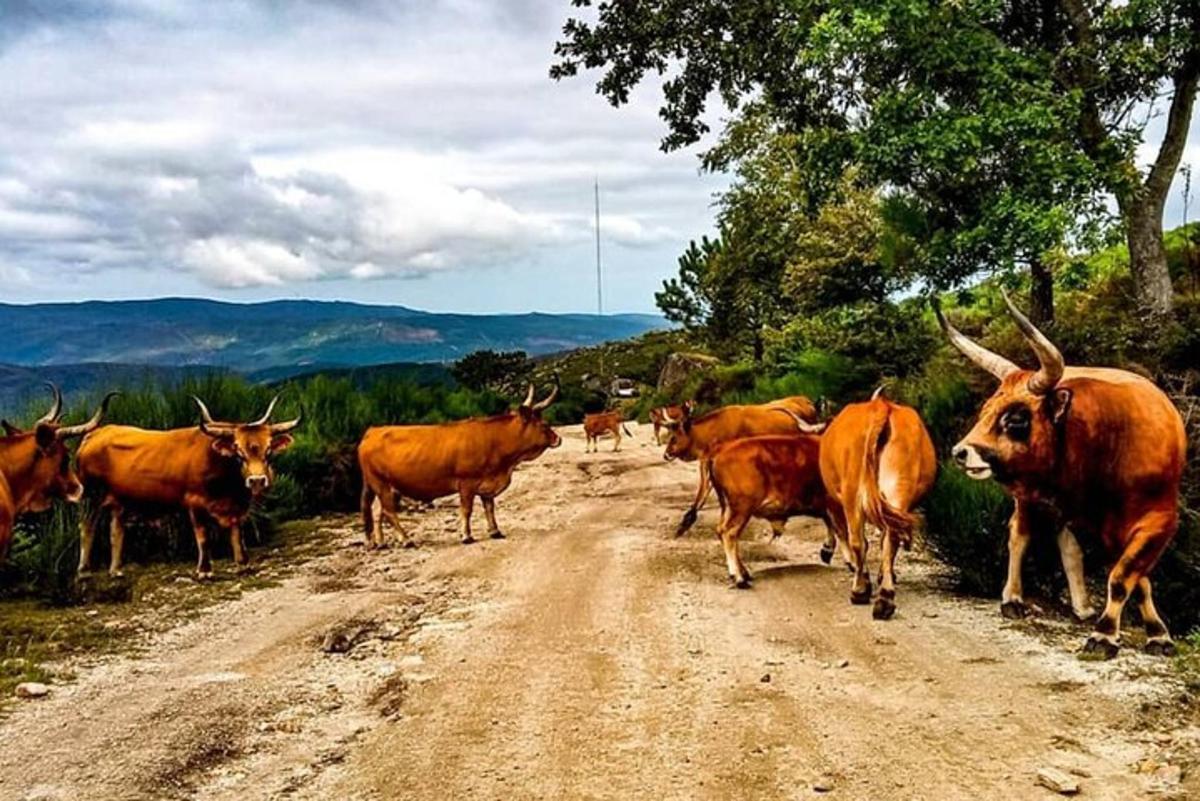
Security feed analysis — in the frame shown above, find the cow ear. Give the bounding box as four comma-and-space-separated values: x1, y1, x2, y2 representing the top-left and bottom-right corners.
270, 433, 294, 453
210, 437, 238, 457
34, 423, 57, 452
1051, 388, 1072, 425
1, 420, 20, 437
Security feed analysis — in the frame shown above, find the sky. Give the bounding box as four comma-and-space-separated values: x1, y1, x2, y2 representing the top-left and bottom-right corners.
0, 1, 1196, 315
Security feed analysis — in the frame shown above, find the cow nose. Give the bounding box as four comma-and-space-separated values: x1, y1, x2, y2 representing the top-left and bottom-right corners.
953, 445, 969, 465
246, 475, 269, 491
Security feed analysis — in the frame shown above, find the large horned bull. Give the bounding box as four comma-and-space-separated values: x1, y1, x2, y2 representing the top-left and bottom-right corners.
76, 395, 301, 578
936, 292, 1186, 657
0, 385, 115, 562
358, 380, 561, 547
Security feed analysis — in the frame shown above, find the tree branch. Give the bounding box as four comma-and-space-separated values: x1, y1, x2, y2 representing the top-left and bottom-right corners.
1058, 0, 1108, 158
1145, 50, 1200, 203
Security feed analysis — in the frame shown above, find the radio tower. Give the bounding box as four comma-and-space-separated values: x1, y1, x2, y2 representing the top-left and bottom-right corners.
594, 177, 603, 315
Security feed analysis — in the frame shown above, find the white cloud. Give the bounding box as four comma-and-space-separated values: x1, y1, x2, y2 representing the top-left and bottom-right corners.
0, 0, 723, 299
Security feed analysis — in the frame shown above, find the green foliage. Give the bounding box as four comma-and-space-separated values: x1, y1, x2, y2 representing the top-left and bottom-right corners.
921, 467, 1013, 596
451, 350, 533, 394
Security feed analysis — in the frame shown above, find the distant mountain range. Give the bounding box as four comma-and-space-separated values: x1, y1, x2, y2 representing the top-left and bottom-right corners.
0, 298, 667, 407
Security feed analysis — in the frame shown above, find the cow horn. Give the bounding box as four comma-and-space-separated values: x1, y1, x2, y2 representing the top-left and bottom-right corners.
36, 383, 64, 426
521, 384, 535, 408
531, 375, 560, 411
249, 395, 280, 427
270, 407, 302, 434
780, 408, 826, 434
193, 395, 235, 437
932, 298, 1019, 381
871, 385, 885, 401
1001, 289, 1064, 395
56, 392, 118, 440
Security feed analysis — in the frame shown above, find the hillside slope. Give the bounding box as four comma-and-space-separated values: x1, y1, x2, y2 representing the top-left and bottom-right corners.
0, 299, 666, 371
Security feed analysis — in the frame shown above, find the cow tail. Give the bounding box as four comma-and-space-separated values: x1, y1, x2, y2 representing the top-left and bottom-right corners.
361, 482, 376, 536
621, 424, 632, 437
858, 403, 917, 548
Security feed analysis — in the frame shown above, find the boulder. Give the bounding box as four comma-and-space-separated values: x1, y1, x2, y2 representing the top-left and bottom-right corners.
657, 352, 719, 397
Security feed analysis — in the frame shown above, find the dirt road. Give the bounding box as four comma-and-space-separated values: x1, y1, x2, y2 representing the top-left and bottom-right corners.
0, 425, 1194, 800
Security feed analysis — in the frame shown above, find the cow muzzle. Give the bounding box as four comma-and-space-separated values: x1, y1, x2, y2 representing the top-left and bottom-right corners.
246, 474, 270, 492
952, 441, 994, 480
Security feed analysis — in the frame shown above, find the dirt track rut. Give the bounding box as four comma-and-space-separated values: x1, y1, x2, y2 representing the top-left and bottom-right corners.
0, 424, 1194, 800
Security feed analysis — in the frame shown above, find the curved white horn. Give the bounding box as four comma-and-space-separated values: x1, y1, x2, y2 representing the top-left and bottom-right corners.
521, 384, 535, 408
249, 395, 280, 427
57, 392, 118, 440
1000, 289, 1064, 395
933, 298, 1019, 381
532, 376, 560, 411
36, 383, 63, 426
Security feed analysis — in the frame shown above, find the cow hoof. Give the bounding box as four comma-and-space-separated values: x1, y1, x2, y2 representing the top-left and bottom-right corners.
1000, 600, 1029, 619
490, 531, 506, 540
461, 536, 476, 545
733, 577, 752, 590
850, 587, 872, 605
872, 598, 896, 620
1144, 639, 1176, 657
818, 546, 834, 565
402, 540, 418, 550
196, 571, 214, 582
1082, 636, 1120, 660
108, 569, 125, 578
1071, 606, 1098, 624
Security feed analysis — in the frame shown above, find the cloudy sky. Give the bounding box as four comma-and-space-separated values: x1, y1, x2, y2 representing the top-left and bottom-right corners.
0, 0, 725, 313
0, 2, 1195, 314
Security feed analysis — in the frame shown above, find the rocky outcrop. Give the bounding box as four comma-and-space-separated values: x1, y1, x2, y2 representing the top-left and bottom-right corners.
656, 352, 719, 397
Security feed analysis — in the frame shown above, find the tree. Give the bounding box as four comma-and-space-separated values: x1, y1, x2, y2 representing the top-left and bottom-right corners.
553, 0, 1199, 315
451, 350, 533, 395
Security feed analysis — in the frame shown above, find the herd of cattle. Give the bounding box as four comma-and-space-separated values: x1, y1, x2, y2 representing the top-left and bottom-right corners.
0, 294, 1187, 659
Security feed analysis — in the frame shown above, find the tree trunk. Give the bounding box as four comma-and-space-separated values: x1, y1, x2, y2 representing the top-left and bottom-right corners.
1121, 198, 1175, 317
1028, 256, 1054, 326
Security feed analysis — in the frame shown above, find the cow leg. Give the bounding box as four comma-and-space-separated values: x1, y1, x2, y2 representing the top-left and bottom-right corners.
1137, 577, 1175, 656
613, 428, 621, 452
847, 506, 872, 605
189, 508, 213, 580
676, 461, 712, 537
0, 508, 13, 565
1085, 511, 1174, 659
458, 488, 477, 545
718, 508, 752, 588
1000, 499, 1033, 619
768, 519, 785, 541
873, 530, 899, 620
1057, 528, 1096, 621
376, 488, 412, 549
108, 505, 127, 577
481, 496, 505, 539
229, 522, 249, 572
78, 505, 98, 576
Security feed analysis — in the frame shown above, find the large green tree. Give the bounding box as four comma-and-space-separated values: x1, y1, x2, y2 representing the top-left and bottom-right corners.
553, 0, 1199, 316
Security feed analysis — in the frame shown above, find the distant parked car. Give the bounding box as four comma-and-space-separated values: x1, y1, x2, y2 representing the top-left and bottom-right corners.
610, 378, 639, 398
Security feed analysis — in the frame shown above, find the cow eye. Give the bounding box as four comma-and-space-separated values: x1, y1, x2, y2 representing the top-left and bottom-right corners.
1000, 407, 1031, 440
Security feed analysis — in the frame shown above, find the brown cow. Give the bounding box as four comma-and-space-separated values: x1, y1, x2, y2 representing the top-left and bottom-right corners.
358, 382, 561, 547
937, 292, 1187, 657
707, 433, 832, 587
76, 396, 301, 578
583, 410, 632, 452
819, 388, 937, 620
649, 404, 683, 445
662, 396, 822, 536
0, 386, 113, 563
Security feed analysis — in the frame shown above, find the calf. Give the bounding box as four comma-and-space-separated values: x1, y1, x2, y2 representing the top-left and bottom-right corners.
707, 433, 831, 587
583, 411, 632, 452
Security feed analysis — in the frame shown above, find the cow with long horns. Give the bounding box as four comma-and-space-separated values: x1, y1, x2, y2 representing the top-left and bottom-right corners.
76, 395, 301, 578
0, 385, 114, 563
357, 380, 561, 547
936, 292, 1186, 657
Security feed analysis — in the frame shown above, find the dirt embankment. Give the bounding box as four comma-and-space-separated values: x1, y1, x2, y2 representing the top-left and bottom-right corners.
0, 424, 1196, 800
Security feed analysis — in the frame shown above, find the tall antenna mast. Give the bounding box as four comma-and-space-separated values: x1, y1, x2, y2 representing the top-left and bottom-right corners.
594, 176, 603, 315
